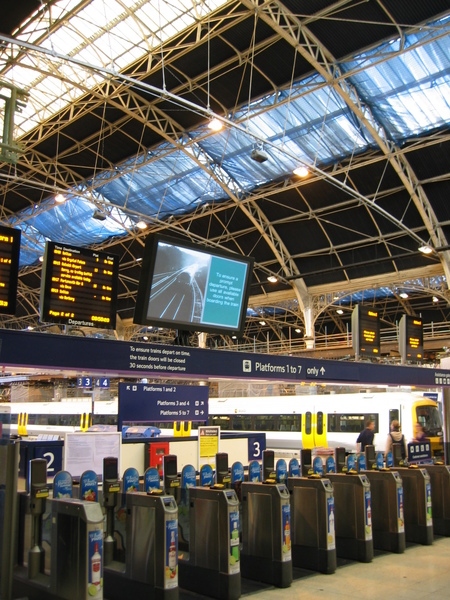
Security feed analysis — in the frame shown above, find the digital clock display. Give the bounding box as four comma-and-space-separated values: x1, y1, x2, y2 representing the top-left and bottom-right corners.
0, 225, 21, 315
40, 242, 119, 329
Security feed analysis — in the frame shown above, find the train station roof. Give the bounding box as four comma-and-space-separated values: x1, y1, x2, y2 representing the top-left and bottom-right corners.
1, 0, 450, 358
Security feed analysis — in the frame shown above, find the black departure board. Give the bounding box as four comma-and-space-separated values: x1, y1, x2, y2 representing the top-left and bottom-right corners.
352, 304, 380, 357
40, 242, 119, 329
399, 315, 423, 362
0, 225, 21, 315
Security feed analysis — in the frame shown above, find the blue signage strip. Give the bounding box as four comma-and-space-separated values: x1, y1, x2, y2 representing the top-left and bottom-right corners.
0, 329, 450, 388
118, 383, 209, 430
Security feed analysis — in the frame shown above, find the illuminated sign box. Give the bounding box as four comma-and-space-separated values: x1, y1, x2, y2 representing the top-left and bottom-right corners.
40, 242, 119, 329
399, 314, 423, 363
0, 225, 21, 315
351, 304, 380, 357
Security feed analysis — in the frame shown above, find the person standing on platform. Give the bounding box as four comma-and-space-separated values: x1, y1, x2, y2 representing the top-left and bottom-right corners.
411, 422, 428, 444
385, 419, 407, 460
356, 418, 375, 452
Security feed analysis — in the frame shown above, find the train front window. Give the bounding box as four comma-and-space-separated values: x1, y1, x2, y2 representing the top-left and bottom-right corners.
416, 405, 442, 436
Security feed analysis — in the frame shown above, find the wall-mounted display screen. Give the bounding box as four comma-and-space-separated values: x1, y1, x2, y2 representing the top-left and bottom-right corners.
0, 225, 21, 315
40, 241, 119, 329
399, 314, 423, 362
351, 304, 380, 357
134, 234, 254, 336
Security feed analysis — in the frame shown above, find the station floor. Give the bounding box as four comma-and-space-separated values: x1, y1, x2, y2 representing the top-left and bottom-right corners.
178, 536, 450, 600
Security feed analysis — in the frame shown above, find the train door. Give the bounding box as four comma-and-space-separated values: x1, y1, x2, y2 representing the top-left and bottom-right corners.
301, 408, 327, 449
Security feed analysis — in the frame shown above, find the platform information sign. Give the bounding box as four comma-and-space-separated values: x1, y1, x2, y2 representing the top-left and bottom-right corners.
0, 225, 21, 315
118, 383, 209, 430
40, 241, 119, 329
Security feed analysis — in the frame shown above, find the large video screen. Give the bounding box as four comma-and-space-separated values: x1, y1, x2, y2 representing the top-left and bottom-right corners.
134, 234, 254, 336
40, 241, 119, 329
0, 225, 21, 315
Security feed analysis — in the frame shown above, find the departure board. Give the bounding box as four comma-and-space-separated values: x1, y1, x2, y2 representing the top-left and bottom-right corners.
0, 225, 21, 315
351, 304, 380, 357
40, 242, 119, 329
399, 314, 423, 362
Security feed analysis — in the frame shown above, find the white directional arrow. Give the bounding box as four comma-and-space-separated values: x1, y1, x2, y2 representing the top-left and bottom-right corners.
320, 367, 326, 375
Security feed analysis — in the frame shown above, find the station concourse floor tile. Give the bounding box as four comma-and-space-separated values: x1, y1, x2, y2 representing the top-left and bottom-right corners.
175, 536, 450, 600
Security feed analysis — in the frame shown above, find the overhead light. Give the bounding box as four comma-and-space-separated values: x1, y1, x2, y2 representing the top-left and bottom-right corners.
336, 309, 344, 315
259, 320, 266, 326
399, 292, 409, 299
251, 148, 269, 163
293, 166, 309, 178
418, 244, 433, 255
92, 209, 106, 221
208, 118, 223, 132
55, 193, 66, 204
433, 296, 439, 303
136, 220, 147, 230
295, 328, 301, 334
39, 255, 44, 262
267, 275, 278, 283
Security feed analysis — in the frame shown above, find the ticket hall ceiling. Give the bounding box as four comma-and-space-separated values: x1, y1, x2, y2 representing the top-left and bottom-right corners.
1, 1, 450, 354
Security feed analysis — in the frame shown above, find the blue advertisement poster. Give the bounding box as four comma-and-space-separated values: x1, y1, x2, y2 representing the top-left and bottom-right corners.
385, 452, 394, 468
144, 467, 161, 492
376, 453, 384, 470
248, 461, 261, 482
327, 497, 336, 550
80, 470, 98, 502
289, 458, 300, 477
357, 454, 366, 472
281, 504, 292, 562
88, 529, 103, 597
326, 456, 335, 473
426, 482, 432, 526
53, 470, 73, 498
313, 456, 323, 476
347, 454, 356, 472
364, 491, 373, 540
397, 486, 405, 532
200, 464, 213, 487
276, 459, 287, 483
165, 519, 178, 588
229, 510, 240, 574
123, 467, 139, 492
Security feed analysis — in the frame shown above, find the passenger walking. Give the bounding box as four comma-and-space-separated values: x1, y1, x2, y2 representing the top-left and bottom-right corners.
385, 420, 407, 460
356, 418, 375, 452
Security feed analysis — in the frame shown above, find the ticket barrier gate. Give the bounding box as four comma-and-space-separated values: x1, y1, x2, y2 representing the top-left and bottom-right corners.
361, 470, 405, 553
101, 459, 179, 600
326, 471, 373, 563
178, 485, 241, 600
14, 459, 104, 600
240, 481, 292, 588
394, 465, 433, 545
1, 437, 20, 600
425, 464, 450, 536
287, 476, 337, 574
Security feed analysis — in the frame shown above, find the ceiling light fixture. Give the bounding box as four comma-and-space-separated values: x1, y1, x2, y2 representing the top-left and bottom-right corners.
267, 275, 278, 283
336, 308, 344, 315
208, 117, 223, 132
433, 296, 439, 303
92, 209, 106, 221
55, 193, 65, 204
418, 244, 433, 254
399, 292, 409, 299
136, 220, 147, 230
259, 320, 266, 326
293, 166, 309, 178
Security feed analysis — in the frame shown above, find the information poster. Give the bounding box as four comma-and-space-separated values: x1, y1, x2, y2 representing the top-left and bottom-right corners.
198, 426, 220, 469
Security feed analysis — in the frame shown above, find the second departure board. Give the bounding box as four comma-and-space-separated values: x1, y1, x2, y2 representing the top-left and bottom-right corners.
399, 314, 423, 362
0, 225, 21, 315
351, 304, 380, 357
40, 242, 119, 329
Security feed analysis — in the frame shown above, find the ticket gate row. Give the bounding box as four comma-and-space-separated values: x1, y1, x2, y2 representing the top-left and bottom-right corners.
4, 446, 450, 600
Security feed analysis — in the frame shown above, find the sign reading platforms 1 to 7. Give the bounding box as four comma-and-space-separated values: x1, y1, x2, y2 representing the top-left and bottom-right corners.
352, 304, 380, 357
0, 225, 21, 315
40, 242, 119, 329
